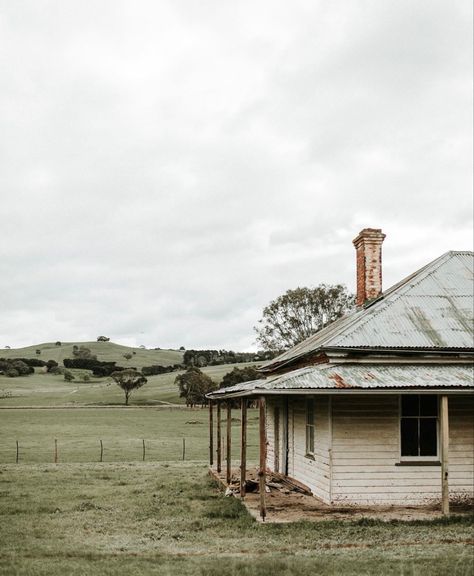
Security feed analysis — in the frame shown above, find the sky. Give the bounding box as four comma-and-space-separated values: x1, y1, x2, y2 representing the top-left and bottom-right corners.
0, 0, 472, 351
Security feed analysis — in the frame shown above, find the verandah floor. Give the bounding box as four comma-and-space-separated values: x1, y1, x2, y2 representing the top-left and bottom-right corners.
209, 467, 473, 523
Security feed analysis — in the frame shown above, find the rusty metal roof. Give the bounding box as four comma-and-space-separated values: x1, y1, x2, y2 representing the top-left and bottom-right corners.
261, 251, 474, 372
207, 363, 474, 398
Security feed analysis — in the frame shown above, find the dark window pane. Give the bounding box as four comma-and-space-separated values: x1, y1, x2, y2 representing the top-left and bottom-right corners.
420, 395, 438, 417
402, 395, 419, 416
420, 419, 437, 456
401, 418, 419, 456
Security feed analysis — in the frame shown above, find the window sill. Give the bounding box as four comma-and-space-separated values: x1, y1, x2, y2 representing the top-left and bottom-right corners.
395, 461, 441, 467
305, 454, 315, 461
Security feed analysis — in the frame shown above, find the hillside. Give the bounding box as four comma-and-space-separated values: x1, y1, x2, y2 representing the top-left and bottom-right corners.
0, 341, 184, 369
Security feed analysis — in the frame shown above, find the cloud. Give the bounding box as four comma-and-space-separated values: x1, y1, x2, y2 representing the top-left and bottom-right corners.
0, 0, 472, 349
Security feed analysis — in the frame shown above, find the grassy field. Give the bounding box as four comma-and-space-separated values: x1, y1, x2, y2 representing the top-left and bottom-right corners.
0, 408, 260, 464
0, 362, 259, 407
1, 462, 472, 576
0, 341, 184, 369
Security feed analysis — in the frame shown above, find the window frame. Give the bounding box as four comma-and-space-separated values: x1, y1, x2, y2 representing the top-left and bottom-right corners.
399, 394, 439, 462
305, 398, 315, 458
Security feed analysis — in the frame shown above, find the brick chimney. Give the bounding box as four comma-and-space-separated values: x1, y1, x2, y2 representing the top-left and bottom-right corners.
352, 228, 386, 307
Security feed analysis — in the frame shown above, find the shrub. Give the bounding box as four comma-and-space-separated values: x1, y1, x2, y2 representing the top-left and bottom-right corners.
6, 368, 19, 377
46, 360, 59, 372
64, 370, 75, 382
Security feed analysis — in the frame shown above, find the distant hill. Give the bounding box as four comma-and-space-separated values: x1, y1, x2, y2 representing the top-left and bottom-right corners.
0, 341, 184, 369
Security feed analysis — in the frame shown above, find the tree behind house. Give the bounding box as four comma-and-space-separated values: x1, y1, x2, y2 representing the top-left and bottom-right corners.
254, 284, 354, 352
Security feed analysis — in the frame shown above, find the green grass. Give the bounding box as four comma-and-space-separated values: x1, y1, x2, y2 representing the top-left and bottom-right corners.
0, 408, 260, 464
0, 341, 184, 369
0, 462, 472, 576
0, 361, 259, 407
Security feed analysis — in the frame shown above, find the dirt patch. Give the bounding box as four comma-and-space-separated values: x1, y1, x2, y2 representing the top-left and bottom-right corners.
210, 467, 473, 524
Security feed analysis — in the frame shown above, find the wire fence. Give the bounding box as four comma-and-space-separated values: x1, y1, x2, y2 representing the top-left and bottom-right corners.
2, 438, 198, 464
0, 437, 259, 464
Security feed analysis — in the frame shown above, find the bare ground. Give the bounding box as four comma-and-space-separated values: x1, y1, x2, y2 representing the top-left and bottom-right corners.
210, 467, 474, 524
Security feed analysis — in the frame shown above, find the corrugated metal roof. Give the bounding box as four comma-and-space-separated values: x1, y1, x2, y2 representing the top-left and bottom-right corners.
261, 251, 474, 371
208, 364, 474, 397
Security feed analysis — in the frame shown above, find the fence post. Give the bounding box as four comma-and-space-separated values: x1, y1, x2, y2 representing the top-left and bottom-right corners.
142, 439, 146, 462
182, 438, 186, 461
16, 440, 19, 464
54, 439, 58, 463
100, 439, 103, 462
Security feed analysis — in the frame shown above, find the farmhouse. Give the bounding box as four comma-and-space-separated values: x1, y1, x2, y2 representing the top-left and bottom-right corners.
208, 229, 474, 518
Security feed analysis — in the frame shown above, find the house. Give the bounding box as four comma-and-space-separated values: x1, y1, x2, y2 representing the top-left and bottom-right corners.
207, 229, 474, 518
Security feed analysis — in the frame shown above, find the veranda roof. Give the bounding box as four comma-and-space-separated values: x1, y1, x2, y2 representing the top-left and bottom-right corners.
207, 363, 474, 399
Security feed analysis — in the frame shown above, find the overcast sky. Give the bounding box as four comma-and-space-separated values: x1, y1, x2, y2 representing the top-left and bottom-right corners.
0, 0, 472, 351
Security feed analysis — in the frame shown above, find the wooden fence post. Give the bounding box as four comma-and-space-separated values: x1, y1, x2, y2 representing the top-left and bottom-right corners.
16, 440, 19, 464
100, 439, 103, 462
182, 438, 186, 461
54, 439, 58, 463
142, 439, 146, 462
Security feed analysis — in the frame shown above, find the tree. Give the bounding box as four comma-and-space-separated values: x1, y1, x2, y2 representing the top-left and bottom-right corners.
97, 336, 110, 342
221, 366, 260, 389
174, 367, 217, 407
123, 353, 133, 361
110, 369, 147, 406
254, 284, 354, 352
73, 346, 97, 360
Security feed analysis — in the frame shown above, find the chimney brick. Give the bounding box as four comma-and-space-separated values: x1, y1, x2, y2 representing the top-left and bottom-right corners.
352, 228, 386, 307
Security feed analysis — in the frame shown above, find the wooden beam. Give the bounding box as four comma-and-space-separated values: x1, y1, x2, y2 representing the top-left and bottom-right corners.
240, 397, 247, 498
226, 402, 232, 485
440, 395, 450, 516
209, 401, 214, 467
259, 396, 267, 521
216, 402, 222, 473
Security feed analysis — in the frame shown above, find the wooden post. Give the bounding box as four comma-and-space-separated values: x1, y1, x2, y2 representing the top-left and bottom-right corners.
182, 438, 186, 461
259, 396, 267, 521
440, 395, 450, 516
240, 397, 247, 498
226, 402, 232, 485
100, 439, 103, 462
209, 401, 214, 466
54, 439, 58, 463
142, 439, 146, 462
16, 440, 19, 464
217, 402, 222, 473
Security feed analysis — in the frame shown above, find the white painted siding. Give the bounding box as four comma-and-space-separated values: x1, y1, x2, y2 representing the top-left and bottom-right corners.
330, 394, 474, 506
265, 393, 473, 507
266, 397, 331, 502
449, 395, 474, 500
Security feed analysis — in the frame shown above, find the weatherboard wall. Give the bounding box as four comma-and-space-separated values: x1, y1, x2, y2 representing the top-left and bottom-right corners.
266, 394, 473, 506
266, 397, 331, 502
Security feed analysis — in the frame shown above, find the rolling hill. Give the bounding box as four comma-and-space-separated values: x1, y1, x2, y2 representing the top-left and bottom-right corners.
0, 341, 184, 369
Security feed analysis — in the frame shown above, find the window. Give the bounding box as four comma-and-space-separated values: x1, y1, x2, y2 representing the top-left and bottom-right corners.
400, 395, 438, 459
305, 399, 315, 456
